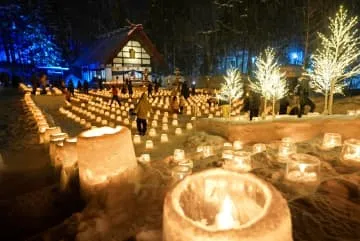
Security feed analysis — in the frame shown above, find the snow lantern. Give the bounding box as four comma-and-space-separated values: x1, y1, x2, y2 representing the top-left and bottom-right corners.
161, 134, 169, 143
223, 151, 252, 172
278, 141, 297, 162
322, 133, 342, 150
163, 169, 293, 241
341, 139, 360, 164
285, 154, 320, 183
253, 143, 267, 154
77, 126, 137, 193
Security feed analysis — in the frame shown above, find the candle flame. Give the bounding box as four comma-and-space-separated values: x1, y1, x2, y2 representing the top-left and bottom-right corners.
216, 195, 237, 230
299, 164, 307, 173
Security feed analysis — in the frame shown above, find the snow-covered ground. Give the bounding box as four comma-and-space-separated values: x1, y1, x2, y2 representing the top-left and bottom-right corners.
1, 87, 359, 240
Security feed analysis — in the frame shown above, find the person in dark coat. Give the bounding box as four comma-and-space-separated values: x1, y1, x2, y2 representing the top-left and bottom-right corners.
83, 80, 89, 94
39, 73, 47, 95
181, 81, 190, 99
147, 82, 153, 97
77, 80, 83, 92
128, 80, 133, 98
30, 74, 38, 95
154, 79, 160, 93
295, 77, 315, 117
191, 81, 196, 95
248, 90, 261, 121
68, 79, 75, 96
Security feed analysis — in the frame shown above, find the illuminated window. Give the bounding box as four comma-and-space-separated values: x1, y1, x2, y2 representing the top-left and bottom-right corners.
129, 48, 136, 59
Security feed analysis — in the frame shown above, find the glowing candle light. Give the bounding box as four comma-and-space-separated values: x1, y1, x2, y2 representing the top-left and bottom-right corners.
161, 133, 169, 143
233, 141, 242, 150
341, 139, 360, 163
215, 195, 240, 230
253, 143, 267, 154
186, 123, 193, 130
278, 141, 297, 162
172, 119, 179, 126
322, 133, 342, 150
285, 154, 320, 183
152, 120, 158, 128
175, 128, 182, 135
173, 149, 185, 163
224, 151, 252, 172
133, 134, 141, 144
149, 128, 157, 137
162, 124, 169, 131
139, 154, 151, 163
146, 140, 154, 149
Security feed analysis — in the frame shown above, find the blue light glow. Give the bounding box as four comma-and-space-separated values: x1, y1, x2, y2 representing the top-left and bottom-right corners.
38, 66, 69, 71
291, 52, 298, 60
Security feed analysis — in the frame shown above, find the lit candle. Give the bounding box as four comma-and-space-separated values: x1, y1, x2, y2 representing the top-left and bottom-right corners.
161, 134, 169, 143
322, 133, 342, 150
162, 123, 169, 131
285, 154, 319, 183
133, 134, 141, 144
278, 141, 297, 162
139, 154, 151, 163
186, 123, 193, 130
173, 149, 185, 163
341, 139, 360, 162
224, 151, 252, 172
146, 140, 154, 149
215, 195, 240, 230
222, 150, 233, 160
172, 119, 179, 126
149, 128, 157, 137
233, 141, 242, 150
253, 143, 267, 154
175, 128, 182, 135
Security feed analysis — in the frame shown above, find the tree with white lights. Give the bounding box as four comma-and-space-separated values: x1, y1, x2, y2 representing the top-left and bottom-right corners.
219, 68, 244, 110
310, 6, 360, 114
250, 47, 287, 117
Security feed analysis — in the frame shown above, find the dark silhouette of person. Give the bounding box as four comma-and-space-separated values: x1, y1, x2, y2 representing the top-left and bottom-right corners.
39, 73, 47, 95
77, 80, 83, 92
110, 86, 121, 107
128, 80, 133, 98
68, 79, 75, 96
155, 79, 160, 93
83, 80, 89, 94
147, 82, 153, 97
181, 81, 190, 99
295, 77, 315, 117
191, 82, 196, 95
30, 74, 38, 95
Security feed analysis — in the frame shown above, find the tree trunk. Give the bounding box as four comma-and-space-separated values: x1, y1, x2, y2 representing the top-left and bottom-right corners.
272, 97, 276, 117
328, 80, 335, 115
323, 90, 328, 114
263, 98, 267, 116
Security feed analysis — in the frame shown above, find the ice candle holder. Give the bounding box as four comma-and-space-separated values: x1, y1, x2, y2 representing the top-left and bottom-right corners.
285, 154, 320, 183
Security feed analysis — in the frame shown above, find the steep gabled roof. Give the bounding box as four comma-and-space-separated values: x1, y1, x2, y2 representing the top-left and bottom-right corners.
73, 25, 165, 68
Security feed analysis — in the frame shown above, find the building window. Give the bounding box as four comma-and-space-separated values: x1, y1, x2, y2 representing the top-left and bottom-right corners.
129, 48, 135, 59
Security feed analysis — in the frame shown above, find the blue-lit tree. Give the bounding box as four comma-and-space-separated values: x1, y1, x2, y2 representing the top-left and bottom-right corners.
0, 5, 64, 67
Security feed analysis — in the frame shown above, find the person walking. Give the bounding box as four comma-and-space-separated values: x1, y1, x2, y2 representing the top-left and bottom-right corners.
110, 85, 121, 107
171, 96, 179, 114
68, 79, 75, 96
134, 93, 151, 136
128, 80, 133, 98
30, 74, 38, 95
147, 82, 153, 97
295, 77, 315, 117
83, 80, 89, 94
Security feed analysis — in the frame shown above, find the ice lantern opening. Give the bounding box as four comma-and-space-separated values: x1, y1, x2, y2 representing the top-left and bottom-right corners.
163, 169, 293, 241
77, 126, 137, 195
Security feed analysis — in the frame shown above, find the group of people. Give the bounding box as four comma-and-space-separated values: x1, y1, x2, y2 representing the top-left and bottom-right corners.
241, 78, 316, 120
63, 79, 89, 102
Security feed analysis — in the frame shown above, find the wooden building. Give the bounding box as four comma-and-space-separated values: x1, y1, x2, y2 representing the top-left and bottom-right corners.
74, 24, 165, 84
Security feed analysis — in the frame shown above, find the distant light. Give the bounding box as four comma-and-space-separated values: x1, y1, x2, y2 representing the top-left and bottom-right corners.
37, 66, 69, 71
251, 57, 256, 63
192, 81, 196, 85
291, 53, 298, 60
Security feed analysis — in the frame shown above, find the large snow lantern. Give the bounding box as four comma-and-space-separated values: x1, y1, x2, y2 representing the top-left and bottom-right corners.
163, 169, 293, 241
77, 126, 137, 193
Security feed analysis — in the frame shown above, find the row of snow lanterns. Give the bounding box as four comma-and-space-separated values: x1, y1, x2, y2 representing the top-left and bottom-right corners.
164, 133, 359, 185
